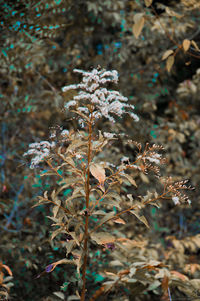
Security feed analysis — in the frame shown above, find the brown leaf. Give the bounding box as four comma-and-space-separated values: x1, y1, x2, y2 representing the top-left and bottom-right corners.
162, 49, 174, 60
52, 199, 61, 218
130, 210, 150, 228
191, 40, 200, 51
121, 173, 137, 187
171, 270, 188, 281
2, 264, 12, 277
90, 163, 106, 187
144, 0, 152, 7
113, 217, 126, 224
183, 39, 191, 52
91, 232, 116, 245
166, 55, 174, 73
132, 15, 145, 39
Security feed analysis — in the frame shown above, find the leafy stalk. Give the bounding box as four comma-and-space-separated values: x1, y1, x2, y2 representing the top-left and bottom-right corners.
81, 117, 93, 301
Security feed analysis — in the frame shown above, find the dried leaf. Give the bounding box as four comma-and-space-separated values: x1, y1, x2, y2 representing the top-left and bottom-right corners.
130, 210, 150, 228
44, 259, 75, 274
120, 173, 137, 187
90, 163, 106, 187
100, 198, 121, 209
133, 15, 145, 39
144, 0, 152, 7
165, 7, 182, 18
166, 55, 174, 72
2, 264, 12, 277
51, 228, 62, 240
53, 292, 65, 300
91, 232, 116, 245
98, 211, 116, 226
171, 270, 188, 281
113, 217, 126, 224
190, 279, 200, 289
191, 40, 200, 51
162, 49, 174, 60
183, 39, 191, 52
52, 199, 61, 218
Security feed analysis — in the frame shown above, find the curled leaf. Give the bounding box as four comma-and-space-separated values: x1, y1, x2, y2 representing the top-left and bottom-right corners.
162, 49, 174, 60
113, 217, 126, 224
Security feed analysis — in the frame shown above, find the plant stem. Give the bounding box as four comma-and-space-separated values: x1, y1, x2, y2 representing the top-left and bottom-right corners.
81, 120, 92, 301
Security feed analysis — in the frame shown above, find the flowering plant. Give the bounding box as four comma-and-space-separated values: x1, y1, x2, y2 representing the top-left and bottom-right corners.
24, 67, 192, 300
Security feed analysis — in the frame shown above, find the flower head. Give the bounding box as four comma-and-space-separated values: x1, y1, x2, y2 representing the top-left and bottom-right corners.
62, 68, 139, 124
24, 140, 55, 169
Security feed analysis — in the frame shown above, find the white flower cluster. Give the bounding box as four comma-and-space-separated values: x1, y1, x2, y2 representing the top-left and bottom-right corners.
62, 69, 118, 94
172, 196, 180, 205
24, 141, 55, 169
137, 153, 162, 165
103, 132, 115, 138
146, 153, 162, 165
62, 68, 139, 123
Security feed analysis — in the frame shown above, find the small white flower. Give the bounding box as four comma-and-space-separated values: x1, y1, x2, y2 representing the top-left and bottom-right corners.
172, 196, 180, 205
61, 130, 69, 136
24, 140, 55, 169
65, 100, 76, 109
78, 107, 89, 114
146, 157, 160, 164
103, 132, 115, 139
121, 156, 129, 163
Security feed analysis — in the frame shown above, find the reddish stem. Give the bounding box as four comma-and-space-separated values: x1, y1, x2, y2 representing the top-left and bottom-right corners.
80, 120, 93, 301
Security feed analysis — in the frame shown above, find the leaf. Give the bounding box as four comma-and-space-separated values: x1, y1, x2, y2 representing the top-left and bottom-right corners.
171, 270, 188, 281
144, 0, 152, 7
183, 39, 191, 52
105, 192, 122, 202
130, 210, 150, 228
45, 259, 76, 275
165, 7, 182, 18
2, 264, 12, 276
90, 163, 106, 187
66, 240, 75, 255
100, 198, 121, 209
53, 292, 65, 300
190, 279, 200, 289
51, 228, 63, 240
191, 40, 200, 51
162, 49, 174, 60
166, 55, 174, 72
132, 15, 145, 39
113, 217, 126, 224
97, 211, 116, 226
120, 173, 137, 187
91, 232, 116, 245
148, 280, 161, 291
52, 199, 61, 218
